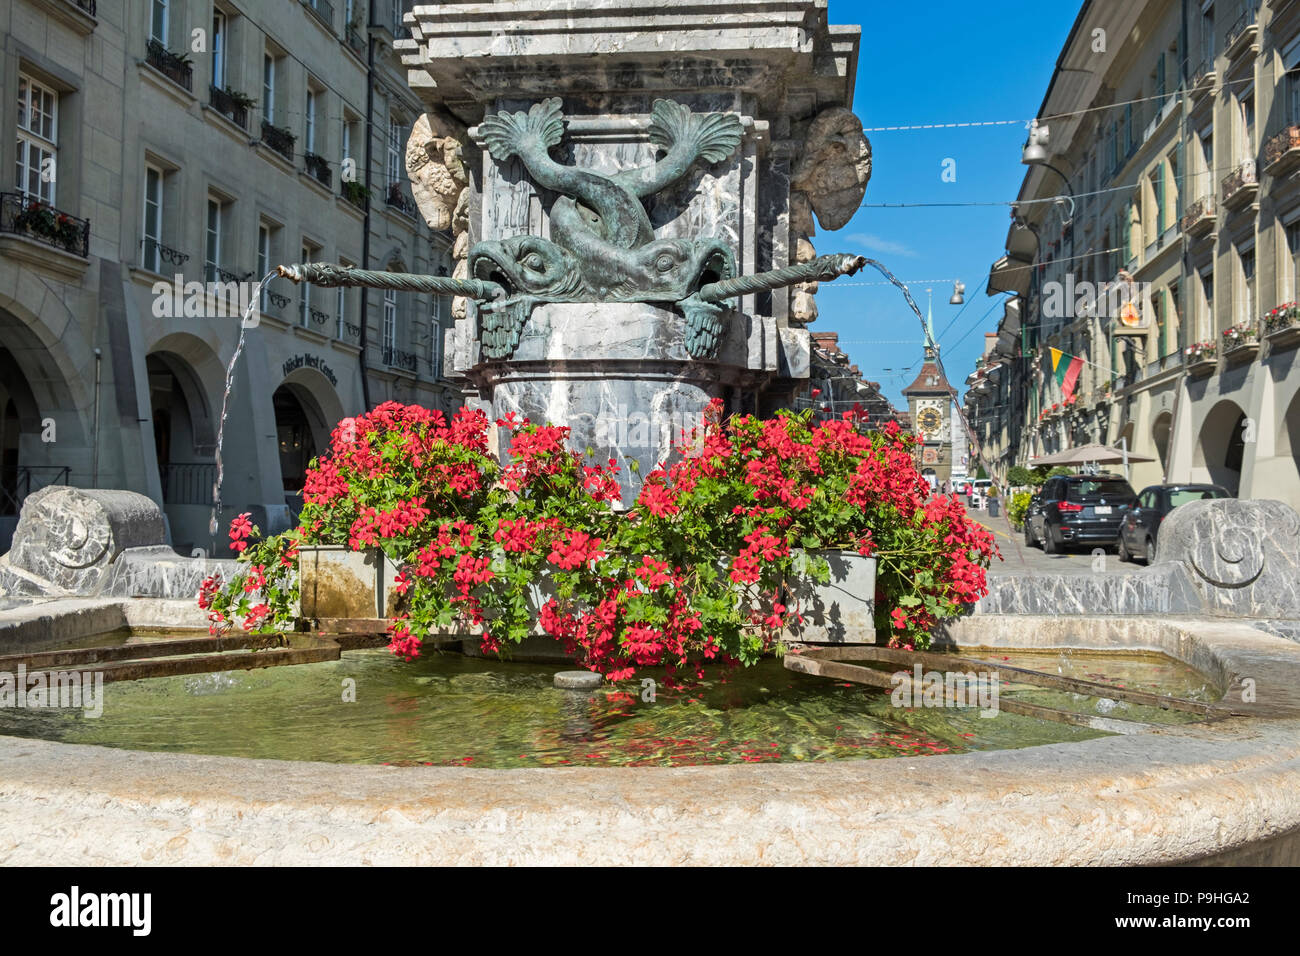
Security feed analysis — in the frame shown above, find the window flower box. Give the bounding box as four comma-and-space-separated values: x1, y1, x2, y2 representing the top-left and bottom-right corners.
1265, 303, 1300, 351
1184, 340, 1218, 376
1221, 324, 1259, 365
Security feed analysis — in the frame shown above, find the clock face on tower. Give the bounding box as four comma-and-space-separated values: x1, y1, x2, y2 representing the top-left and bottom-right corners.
916, 402, 944, 438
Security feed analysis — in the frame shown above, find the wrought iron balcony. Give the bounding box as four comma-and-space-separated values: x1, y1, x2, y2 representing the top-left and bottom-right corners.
338, 319, 361, 341
140, 238, 189, 271
265, 290, 290, 312
1180, 195, 1216, 237
208, 85, 249, 130
383, 346, 418, 371
342, 179, 369, 210
145, 39, 193, 91
385, 183, 416, 217
1224, 6, 1258, 58
346, 26, 366, 58
1188, 59, 1215, 99
260, 120, 296, 163
1, 193, 90, 257
1220, 160, 1258, 209
308, 306, 330, 327
1265, 125, 1300, 175
304, 152, 332, 188
303, 0, 334, 30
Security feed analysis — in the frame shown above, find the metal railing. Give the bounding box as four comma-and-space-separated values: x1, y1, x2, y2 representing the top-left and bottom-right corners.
1, 193, 90, 257
346, 26, 366, 57
1224, 5, 1257, 53
1180, 195, 1215, 232
304, 152, 332, 188
160, 462, 216, 506
385, 182, 416, 217
140, 238, 189, 270
261, 120, 296, 163
382, 346, 418, 371
1221, 160, 1258, 204
208, 85, 249, 129
0, 465, 71, 516
145, 39, 193, 91
304, 0, 334, 30
1266, 125, 1300, 167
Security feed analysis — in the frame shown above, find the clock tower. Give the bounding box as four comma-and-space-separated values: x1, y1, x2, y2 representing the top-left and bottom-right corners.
902, 343, 958, 486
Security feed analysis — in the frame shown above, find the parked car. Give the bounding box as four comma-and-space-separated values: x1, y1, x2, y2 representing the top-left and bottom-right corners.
1022, 491, 1043, 546
1116, 483, 1233, 564
1026, 473, 1137, 554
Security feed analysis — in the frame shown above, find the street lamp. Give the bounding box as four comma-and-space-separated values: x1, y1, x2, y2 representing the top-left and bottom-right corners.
949, 280, 965, 305
1021, 119, 1075, 225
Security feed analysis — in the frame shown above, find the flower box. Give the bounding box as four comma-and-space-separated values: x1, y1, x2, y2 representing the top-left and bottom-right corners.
297, 545, 402, 620
1221, 325, 1259, 365
783, 550, 877, 645
1265, 305, 1300, 351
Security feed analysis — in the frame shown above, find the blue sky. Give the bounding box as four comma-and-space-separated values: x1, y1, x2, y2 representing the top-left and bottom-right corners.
817, 0, 1082, 407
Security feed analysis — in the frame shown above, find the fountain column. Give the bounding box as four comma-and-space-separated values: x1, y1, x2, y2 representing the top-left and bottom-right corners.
397, 0, 868, 498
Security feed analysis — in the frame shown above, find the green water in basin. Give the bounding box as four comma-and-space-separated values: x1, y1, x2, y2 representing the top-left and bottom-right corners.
0, 644, 1219, 767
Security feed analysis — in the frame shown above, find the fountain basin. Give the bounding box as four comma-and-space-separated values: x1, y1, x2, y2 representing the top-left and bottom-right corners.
0, 610, 1298, 864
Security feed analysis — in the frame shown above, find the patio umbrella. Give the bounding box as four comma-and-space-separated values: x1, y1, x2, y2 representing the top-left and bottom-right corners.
1029, 443, 1155, 466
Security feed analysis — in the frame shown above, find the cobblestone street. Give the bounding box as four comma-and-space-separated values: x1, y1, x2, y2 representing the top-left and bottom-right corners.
967, 508, 1126, 576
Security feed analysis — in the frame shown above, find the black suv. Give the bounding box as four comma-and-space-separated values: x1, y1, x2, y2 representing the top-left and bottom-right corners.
1025, 473, 1137, 554
1117, 483, 1231, 564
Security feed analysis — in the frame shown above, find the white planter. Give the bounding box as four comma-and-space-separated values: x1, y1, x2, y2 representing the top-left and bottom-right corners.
784, 550, 877, 644
297, 545, 402, 620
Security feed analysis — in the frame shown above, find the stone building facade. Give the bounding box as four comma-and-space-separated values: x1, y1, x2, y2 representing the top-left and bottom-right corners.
971, 0, 1300, 509
0, 0, 458, 554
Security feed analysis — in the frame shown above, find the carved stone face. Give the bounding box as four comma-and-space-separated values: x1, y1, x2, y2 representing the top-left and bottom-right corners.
469, 236, 584, 299
791, 107, 872, 232
613, 238, 736, 302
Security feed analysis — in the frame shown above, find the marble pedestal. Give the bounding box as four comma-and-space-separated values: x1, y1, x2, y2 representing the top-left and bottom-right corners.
453, 301, 806, 501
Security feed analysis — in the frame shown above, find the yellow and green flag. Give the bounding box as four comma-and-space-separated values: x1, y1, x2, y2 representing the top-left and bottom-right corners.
1049, 348, 1084, 400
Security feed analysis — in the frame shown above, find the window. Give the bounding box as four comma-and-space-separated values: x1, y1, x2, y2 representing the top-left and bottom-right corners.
151, 0, 169, 45
1201, 1, 1214, 66
430, 295, 447, 378
383, 289, 398, 353
1200, 269, 1214, 338
1240, 87, 1255, 155
262, 54, 276, 124
299, 241, 320, 326
1240, 246, 1255, 325
1154, 286, 1166, 357
305, 89, 317, 153
1199, 126, 1213, 194
1153, 164, 1165, 236
257, 223, 272, 309
341, 118, 352, 166
336, 257, 354, 337
205, 196, 224, 282
142, 164, 164, 271
212, 11, 226, 89
387, 116, 404, 187
15, 73, 58, 204
1288, 221, 1300, 299
1168, 280, 1182, 354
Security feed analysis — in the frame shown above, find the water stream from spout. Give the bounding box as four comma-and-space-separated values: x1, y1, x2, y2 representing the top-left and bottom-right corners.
208, 270, 278, 553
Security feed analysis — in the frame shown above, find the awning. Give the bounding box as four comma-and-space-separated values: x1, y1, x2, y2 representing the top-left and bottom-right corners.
987, 255, 1032, 297
1029, 443, 1156, 466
